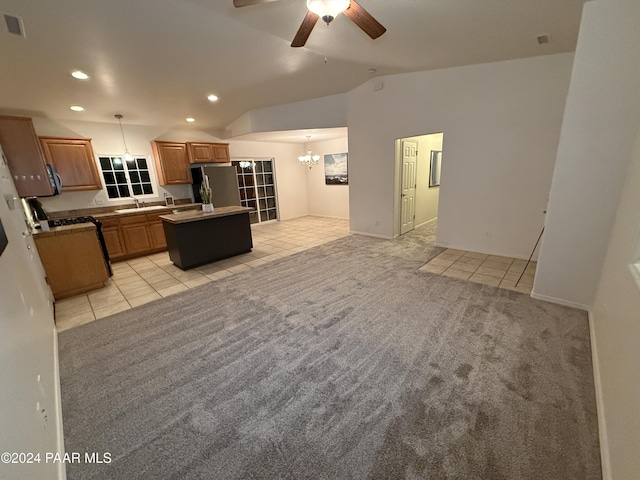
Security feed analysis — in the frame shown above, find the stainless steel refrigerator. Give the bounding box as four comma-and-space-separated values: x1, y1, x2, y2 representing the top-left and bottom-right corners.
190, 164, 241, 207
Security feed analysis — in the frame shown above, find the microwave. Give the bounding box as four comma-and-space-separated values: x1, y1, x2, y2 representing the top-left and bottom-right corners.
45, 164, 62, 195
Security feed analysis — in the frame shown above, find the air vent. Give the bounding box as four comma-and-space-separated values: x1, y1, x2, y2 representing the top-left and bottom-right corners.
537, 34, 551, 45
3, 13, 25, 37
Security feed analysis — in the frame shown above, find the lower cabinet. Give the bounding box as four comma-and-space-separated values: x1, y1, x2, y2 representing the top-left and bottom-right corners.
34, 226, 109, 300
100, 211, 170, 261
120, 215, 153, 254
148, 219, 167, 249
101, 218, 126, 261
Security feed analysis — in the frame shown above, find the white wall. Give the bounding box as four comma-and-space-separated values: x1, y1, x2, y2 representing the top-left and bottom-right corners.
402, 133, 442, 229
28, 118, 309, 220
305, 136, 349, 219
224, 93, 347, 138
347, 53, 573, 254
534, 1, 640, 479
592, 121, 640, 480
0, 164, 65, 479
533, 0, 640, 309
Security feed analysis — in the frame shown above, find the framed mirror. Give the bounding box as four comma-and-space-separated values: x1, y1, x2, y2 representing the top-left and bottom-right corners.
429, 150, 442, 187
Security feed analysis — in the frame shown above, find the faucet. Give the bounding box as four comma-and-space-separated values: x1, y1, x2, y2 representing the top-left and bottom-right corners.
133, 198, 140, 208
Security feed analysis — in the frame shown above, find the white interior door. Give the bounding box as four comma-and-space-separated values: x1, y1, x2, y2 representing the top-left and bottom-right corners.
400, 140, 417, 235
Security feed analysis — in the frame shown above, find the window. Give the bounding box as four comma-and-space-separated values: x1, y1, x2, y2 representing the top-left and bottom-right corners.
232, 159, 278, 224
99, 156, 154, 199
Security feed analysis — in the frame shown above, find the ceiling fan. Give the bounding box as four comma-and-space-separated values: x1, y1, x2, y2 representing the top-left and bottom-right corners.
233, 0, 386, 48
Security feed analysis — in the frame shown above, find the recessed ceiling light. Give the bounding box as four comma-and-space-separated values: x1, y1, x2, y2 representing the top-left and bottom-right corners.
71, 70, 89, 80
186, 117, 195, 123
207, 94, 219, 102
70, 105, 85, 112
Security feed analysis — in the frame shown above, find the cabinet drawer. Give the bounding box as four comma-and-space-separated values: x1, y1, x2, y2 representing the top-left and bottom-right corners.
146, 211, 169, 222
99, 217, 120, 228
119, 214, 148, 225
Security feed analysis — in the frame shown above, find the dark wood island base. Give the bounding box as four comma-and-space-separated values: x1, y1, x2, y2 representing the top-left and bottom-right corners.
160, 206, 253, 270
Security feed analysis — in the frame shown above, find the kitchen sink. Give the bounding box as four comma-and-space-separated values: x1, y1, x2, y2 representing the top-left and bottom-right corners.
114, 205, 169, 214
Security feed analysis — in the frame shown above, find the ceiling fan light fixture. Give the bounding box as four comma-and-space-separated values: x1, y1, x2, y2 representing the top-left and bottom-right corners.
306, 0, 349, 24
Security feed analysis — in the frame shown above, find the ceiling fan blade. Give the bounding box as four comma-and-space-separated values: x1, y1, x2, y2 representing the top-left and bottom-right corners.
233, 0, 279, 7
291, 10, 319, 47
343, 0, 386, 39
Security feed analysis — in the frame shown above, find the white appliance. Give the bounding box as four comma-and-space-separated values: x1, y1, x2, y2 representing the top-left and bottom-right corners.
0, 145, 66, 480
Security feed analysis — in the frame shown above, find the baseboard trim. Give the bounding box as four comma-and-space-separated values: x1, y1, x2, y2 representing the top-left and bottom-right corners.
52, 327, 67, 480
307, 214, 349, 220
414, 217, 437, 229
349, 230, 394, 240
529, 291, 590, 311
588, 310, 612, 480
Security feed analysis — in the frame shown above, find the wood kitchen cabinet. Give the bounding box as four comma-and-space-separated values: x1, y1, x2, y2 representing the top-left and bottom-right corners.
99, 210, 170, 261
187, 142, 230, 164
39, 137, 102, 191
151, 141, 192, 185
120, 214, 153, 255
0, 115, 54, 197
100, 218, 126, 261
34, 226, 109, 300
147, 213, 168, 249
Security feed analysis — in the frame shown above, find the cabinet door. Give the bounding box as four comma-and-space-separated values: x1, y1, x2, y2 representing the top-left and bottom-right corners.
151, 142, 191, 185
211, 143, 230, 163
0, 116, 53, 197
39, 137, 102, 191
34, 229, 109, 300
148, 222, 167, 249
102, 226, 126, 261
188, 143, 214, 163
121, 223, 152, 254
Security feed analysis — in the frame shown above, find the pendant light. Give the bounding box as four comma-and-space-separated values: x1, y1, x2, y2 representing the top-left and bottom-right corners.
114, 114, 134, 161
298, 135, 320, 169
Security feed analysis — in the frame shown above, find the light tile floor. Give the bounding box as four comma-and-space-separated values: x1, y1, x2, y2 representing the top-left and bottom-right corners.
419, 249, 537, 294
55, 216, 350, 332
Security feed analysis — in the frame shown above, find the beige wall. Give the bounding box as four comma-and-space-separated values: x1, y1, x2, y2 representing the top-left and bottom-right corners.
306, 136, 349, 219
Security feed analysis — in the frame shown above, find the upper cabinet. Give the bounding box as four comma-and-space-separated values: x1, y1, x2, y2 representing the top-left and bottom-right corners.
39, 137, 102, 192
0, 116, 54, 197
187, 142, 230, 164
151, 141, 191, 185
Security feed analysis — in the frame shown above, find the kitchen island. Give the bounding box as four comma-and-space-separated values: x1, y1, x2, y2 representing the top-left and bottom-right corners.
159, 205, 253, 269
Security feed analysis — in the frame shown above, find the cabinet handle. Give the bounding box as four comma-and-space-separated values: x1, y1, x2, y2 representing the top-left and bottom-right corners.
55, 173, 63, 188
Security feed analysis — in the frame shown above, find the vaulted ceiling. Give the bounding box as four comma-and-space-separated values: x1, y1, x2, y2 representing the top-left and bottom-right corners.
0, 0, 585, 139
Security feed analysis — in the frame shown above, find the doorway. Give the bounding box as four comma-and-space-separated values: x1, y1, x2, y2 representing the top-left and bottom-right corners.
396, 132, 443, 237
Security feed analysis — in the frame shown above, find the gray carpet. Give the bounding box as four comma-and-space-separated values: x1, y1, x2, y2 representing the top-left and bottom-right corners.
58, 230, 601, 479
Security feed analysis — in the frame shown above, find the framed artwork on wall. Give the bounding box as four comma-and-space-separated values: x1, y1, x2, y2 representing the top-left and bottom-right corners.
429, 150, 442, 187
324, 153, 348, 185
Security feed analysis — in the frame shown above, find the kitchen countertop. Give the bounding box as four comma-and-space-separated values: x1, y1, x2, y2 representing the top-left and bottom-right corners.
159, 206, 253, 225
33, 223, 96, 238
93, 203, 201, 220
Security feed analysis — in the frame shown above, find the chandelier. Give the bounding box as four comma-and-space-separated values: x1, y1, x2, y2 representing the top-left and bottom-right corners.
298, 135, 320, 169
